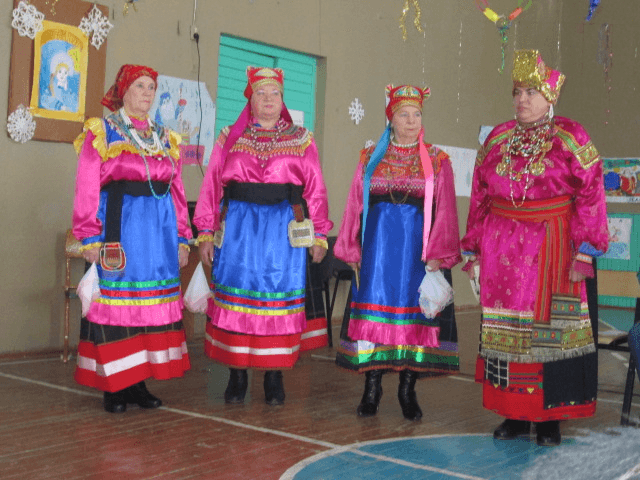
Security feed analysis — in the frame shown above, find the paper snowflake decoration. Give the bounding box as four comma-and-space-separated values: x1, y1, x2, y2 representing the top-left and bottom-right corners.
79, 4, 114, 49
364, 139, 375, 149
7, 105, 36, 144
11, 1, 44, 39
348, 98, 365, 125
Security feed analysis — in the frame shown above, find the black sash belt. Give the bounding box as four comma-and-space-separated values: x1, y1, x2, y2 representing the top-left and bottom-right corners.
225, 182, 304, 205
102, 181, 169, 243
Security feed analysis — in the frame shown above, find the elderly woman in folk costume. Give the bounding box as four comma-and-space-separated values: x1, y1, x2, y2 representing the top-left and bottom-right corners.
462, 50, 609, 446
334, 85, 462, 420
72, 64, 192, 413
193, 67, 333, 406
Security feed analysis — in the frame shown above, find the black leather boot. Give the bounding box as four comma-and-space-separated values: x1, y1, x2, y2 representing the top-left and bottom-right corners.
398, 370, 422, 421
264, 370, 285, 406
357, 370, 383, 417
536, 421, 561, 446
493, 419, 531, 439
124, 381, 162, 409
103, 390, 127, 413
224, 368, 248, 404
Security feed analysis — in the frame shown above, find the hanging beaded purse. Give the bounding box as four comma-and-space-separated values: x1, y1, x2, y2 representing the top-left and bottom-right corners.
288, 204, 315, 248
100, 242, 126, 273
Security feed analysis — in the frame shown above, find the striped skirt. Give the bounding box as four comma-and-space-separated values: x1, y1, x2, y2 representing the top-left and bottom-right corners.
336, 201, 459, 374
204, 195, 327, 369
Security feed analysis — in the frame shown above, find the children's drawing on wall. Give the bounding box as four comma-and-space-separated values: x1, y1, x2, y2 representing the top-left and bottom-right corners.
603, 158, 640, 203
602, 216, 632, 260
150, 75, 216, 166
30, 21, 88, 123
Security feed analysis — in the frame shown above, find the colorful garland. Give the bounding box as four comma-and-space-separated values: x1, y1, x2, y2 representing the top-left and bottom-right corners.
475, 0, 532, 73
585, 0, 601, 21
399, 0, 423, 42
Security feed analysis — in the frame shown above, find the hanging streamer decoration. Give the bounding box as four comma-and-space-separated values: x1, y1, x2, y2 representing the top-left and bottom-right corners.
585, 0, 600, 22
123, 0, 140, 16
399, 0, 423, 42
475, 0, 532, 73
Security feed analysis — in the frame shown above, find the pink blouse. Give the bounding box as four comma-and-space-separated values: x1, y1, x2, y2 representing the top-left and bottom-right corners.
193, 123, 332, 236
72, 116, 192, 243
334, 143, 462, 269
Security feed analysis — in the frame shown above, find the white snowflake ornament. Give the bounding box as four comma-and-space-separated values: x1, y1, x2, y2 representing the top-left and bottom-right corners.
79, 4, 113, 49
349, 98, 365, 125
7, 105, 36, 144
364, 139, 375, 149
11, 1, 44, 39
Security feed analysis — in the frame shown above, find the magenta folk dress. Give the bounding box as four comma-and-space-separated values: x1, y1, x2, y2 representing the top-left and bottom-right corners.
462, 116, 609, 422
334, 141, 462, 373
193, 119, 333, 369
72, 113, 192, 392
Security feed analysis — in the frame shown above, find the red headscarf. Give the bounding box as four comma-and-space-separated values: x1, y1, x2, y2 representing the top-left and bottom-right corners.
101, 64, 159, 112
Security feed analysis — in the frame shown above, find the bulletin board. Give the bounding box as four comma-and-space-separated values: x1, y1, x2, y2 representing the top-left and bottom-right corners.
7, 0, 108, 143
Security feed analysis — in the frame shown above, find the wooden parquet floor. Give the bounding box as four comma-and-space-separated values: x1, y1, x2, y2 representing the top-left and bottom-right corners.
0, 314, 638, 479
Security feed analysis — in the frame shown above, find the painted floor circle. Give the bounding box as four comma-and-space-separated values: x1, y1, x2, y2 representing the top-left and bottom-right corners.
281, 432, 640, 480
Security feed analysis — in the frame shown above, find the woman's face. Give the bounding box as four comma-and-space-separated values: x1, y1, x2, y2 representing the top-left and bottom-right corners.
391, 105, 422, 144
56, 66, 68, 84
250, 84, 283, 126
513, 86, 551, 123
122, 75, 156, 117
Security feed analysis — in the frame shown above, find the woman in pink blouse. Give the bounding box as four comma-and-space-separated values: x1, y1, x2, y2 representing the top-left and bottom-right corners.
462, 50, 609, 446
334, 85, 462, 420
72, 64, 192, 413
193, 67, 332, 406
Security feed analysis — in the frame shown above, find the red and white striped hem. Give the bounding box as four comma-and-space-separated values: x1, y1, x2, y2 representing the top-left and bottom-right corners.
74, 331, 190, 392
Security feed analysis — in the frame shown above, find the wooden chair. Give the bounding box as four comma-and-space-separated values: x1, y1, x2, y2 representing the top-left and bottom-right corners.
595, 269, 640, 426
63, 229, 83, 363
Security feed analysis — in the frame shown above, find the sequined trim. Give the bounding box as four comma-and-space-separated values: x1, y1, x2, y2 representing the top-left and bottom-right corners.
229, 123, 313, 158
196, 233, 214, 245
555, 128, 600, 170
477, 129, 511, 166
314, 237, 328, 250
79, 242, 103, 253
74, 116, 181, 163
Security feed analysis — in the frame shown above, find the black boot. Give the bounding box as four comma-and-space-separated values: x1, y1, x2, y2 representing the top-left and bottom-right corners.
103, 390, 127, 413
493, 419, 531, 439
124, 381, 162, 409
224, 368, 248, 404
398, 370, 422, 421
357, 370, 383, 417
536, 421, 561, 446
264, 370, 285, 406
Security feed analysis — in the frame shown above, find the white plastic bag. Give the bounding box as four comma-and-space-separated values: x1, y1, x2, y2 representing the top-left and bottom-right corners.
418, 268, 454, 318
77, 262, 100, 316
469, 264, 480, 302
183, 262, 212, 313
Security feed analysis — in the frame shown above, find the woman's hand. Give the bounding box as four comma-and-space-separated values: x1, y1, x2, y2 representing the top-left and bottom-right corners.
426, 259, 442, 272
464, 258, 480, 280
309, 245, 327, 263
569, 265, 586, 283
179, 247, 189, 269
199, 241, 214, 268
82, 247, 100, 264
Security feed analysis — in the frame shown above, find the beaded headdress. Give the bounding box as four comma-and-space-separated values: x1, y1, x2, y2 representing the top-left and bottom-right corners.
385, 84, 430, 121
244, 66, 284, 100
101, 64, 158, 112
512, 50, 565, 104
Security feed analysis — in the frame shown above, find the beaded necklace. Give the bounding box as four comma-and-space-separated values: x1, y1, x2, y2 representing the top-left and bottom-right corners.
249, 118, 286, 165
118, 108, 175, 199
495, 113, 553, 207
386, 139, 421, 204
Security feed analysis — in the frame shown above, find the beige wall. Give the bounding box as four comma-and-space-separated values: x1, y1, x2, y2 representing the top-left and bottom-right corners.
1, 0, 638, 354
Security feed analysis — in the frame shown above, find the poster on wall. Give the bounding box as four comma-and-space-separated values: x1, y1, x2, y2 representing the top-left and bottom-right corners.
149, 75, 216, 166
602, 216, 633, 260
603, 158, 640, 203
29, 21, 88, 123
434, 145, 477, 197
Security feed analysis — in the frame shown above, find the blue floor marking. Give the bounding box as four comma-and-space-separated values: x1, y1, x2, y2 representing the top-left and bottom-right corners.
282, 434, 640, 480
